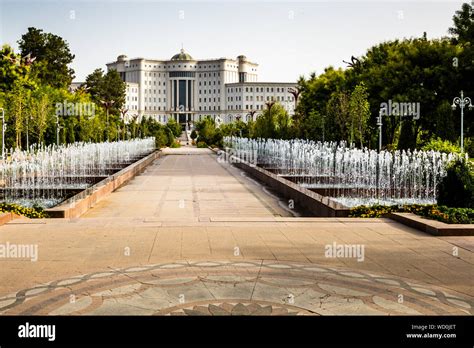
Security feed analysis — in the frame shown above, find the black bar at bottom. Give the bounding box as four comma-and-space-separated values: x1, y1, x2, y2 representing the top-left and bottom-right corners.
0, 316, 472, 347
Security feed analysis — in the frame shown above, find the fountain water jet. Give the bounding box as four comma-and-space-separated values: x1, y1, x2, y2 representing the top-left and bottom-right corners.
0, 138, 155, 208
225, 137, 459, 207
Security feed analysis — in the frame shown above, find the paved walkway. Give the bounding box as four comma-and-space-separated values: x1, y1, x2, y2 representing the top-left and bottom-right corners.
0, 147, 473, 315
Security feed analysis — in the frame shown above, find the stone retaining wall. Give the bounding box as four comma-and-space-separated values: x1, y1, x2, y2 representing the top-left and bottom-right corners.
388, 212, 474, 236
45, 150, 161, 218
233, 161, 350, 217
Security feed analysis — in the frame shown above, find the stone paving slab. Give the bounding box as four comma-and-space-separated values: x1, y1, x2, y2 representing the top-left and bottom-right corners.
0, 148, 472, 315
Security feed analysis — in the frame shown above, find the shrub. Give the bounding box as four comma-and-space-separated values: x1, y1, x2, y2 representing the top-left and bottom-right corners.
349, 204, 473, 224
190, 130, 197, 140
437, 159, 474, 208
166, 118, 182, 138
0, 203, 47, 219
154, 128, 168, 149
196, 141, 207, 148
398, 120, 416, 150
421, 137, 461, 154
170, 141, 181, 148
211, 128, 224, 148
464, 137, 474, 159
165, 127, 175, 147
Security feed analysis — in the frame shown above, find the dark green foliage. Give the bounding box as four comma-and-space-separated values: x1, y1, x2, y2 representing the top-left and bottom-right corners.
166, 118, 182, 138
195, 116, 223, 147
421, 138, 461, 154
437, 159, 474, 208
349, 204, 474, 224
465, 138, 474, 157
85, 68, 126, 114
253, 103, 293, 140
293, 2, 473, 150
128, 116, 175, 149
18, 27, 75, 89
433, 101, 457, 142
397, 120, 416, 150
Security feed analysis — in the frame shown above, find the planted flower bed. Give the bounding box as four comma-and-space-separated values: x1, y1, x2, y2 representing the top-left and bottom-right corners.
349, 204, 474, 224
0, 203, 47, 219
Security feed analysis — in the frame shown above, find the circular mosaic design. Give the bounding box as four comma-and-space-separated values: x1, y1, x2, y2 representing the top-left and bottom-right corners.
0, 261, 472, 315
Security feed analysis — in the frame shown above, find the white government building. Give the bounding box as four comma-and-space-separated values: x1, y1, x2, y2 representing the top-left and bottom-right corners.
105, 49, 298, 126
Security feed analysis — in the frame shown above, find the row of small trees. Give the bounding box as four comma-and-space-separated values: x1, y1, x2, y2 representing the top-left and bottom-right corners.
0, 27, 178, 151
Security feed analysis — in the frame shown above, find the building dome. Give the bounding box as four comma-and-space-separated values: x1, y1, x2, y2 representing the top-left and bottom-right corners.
171, 49, 193, 61
117, 54, 128, 62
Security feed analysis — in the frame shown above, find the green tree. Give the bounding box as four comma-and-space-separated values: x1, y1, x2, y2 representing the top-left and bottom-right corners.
397, 119, 416, 150
253, 103, 292, 139
166, 118, 182, 138
0, 45, 35, 93
300, 109, 324, 141
85, 68, 125, 112
18, 27, 75, 89
450, 3, 474, 138
28, 86, 53, 144
349, 83, 370, 147
327, 91, 351, 143
85, 68, 125, 140
449, 2, 474, 44
8, 81, 31, 149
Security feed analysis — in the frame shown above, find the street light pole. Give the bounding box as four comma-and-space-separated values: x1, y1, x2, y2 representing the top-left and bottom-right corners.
0, 108, 5, 160
56, 113, 60, 146
377, 111, 383, 152
452, 90, 473, 153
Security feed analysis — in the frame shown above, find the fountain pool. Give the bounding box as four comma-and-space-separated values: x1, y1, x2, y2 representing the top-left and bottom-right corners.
225, 137, 459, 208
0, 138, 155, 208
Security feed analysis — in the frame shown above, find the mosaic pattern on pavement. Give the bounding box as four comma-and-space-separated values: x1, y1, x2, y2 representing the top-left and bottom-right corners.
0, 261, 472, 316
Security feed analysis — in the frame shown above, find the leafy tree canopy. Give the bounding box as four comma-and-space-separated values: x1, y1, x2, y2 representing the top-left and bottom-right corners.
18, 27, 75, 89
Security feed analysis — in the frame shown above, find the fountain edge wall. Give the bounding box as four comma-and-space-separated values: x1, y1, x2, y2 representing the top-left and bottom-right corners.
211, 146, 351, 217
45, 150, 162, 218
388, 212, 474, 236
212, 147, 473, 236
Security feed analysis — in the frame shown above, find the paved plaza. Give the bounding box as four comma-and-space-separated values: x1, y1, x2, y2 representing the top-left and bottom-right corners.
0, 148, 472, 315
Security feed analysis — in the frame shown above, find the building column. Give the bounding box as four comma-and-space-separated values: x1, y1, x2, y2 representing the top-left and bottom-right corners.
176, 80, 179, 111
184, 80, 189, 111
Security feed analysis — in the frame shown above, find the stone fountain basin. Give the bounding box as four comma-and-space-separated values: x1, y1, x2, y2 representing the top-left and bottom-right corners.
45, 150, 160, 218
0, 154, 154, 210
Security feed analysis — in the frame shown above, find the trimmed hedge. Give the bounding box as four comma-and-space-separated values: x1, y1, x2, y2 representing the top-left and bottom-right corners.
437, 159, 474, 208
0, 203, 47, 219
349, 204, 474, 224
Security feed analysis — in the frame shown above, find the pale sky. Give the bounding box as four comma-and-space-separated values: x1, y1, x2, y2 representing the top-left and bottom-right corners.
0, 0, 467, 83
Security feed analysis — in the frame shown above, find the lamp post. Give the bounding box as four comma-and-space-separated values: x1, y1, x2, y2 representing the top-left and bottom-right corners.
376, 111, 383, 152
452, 90, 473, 153
0, 108, 5, 160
